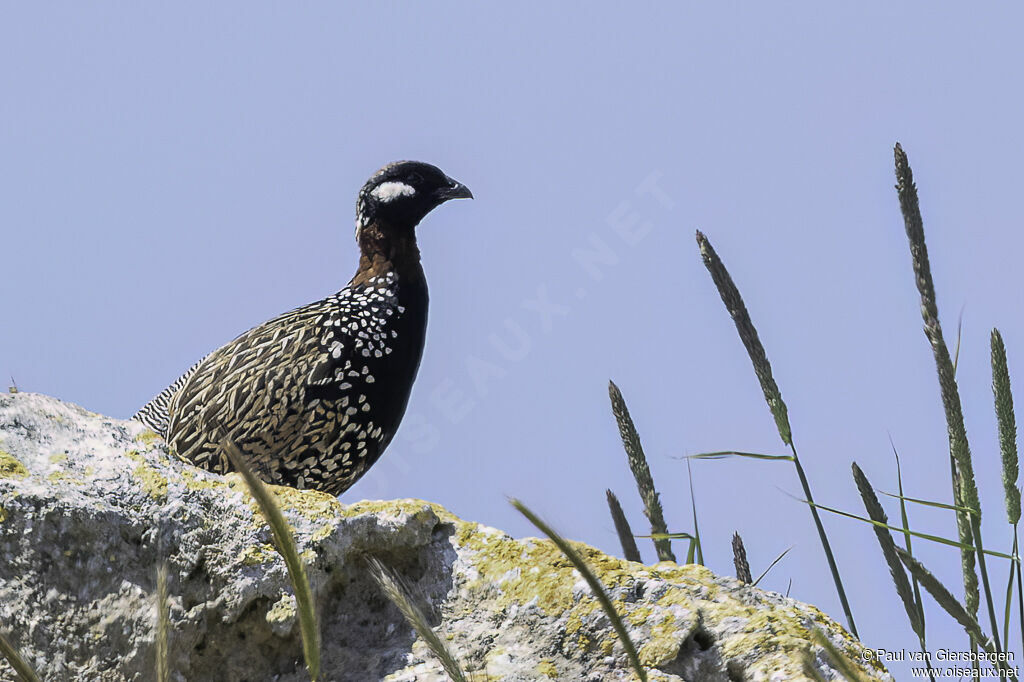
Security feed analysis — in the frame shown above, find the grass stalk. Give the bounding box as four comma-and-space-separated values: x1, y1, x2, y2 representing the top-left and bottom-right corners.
0, 630, 40, 682
608, 380, 675, 563
222, 439, 320, 681
605, 489, 642, 563
897, 547, 1012, 674
156, 563, 169, 682
696, 229, 857, 637
367, 557, 469, 682
511, 498, 647, 681
852, 463, 934, 681
991, 328, 1021, 652
894, 142, 999, 651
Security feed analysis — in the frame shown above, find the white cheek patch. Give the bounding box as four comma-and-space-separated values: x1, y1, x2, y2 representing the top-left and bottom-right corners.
370, 181, 416, 203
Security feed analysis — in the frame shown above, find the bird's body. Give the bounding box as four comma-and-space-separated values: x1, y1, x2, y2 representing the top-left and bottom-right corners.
135, 161, 471, 496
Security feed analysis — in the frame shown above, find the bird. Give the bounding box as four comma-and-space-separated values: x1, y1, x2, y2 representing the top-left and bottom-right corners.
134, 160, 472, 496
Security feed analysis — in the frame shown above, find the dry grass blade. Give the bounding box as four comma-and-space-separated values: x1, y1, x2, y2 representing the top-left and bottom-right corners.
695, 230, 791, 445
608, 381, 675, 563
641, 532, 694, 541
895, 143, 985, 626
0, 629, 40, 682
896, 547, 1011, 673
991, 329, 1020, 525
752, 547, 792, 587
605, 490, 642, 563
156, 563, 169, 682
367, 557, 468, 682
852, 463, 923, 639
511, 498, 648, 682
732, 532, 752, 584
800, 653, 830, 682
222, 439, 320, 681
807, 628, 871, 682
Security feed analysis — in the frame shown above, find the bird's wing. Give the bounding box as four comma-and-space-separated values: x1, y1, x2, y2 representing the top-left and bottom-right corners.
163, 293, 357, 470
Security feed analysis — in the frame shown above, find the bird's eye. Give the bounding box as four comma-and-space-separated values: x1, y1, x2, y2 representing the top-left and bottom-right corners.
408, 172, 423, 185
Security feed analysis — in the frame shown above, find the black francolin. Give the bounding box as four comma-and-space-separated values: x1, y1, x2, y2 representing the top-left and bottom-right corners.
135, 161, 472, 496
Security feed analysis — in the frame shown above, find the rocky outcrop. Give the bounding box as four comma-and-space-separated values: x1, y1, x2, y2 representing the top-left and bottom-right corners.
0, 393, 890, 681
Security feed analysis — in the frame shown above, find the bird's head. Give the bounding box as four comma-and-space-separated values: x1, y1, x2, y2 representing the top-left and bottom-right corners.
356, 161, 472, 236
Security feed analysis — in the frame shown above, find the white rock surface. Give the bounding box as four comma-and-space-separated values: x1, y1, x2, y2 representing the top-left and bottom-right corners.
0, 393, 890, 681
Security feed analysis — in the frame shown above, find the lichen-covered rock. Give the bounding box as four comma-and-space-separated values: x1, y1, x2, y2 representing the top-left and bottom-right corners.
0, 393, 891, 681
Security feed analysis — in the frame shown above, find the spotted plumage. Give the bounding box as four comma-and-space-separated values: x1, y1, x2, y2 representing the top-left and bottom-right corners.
135, 161, 472, 496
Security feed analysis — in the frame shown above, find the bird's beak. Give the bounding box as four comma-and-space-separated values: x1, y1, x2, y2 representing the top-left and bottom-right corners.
436, 178, 473, 201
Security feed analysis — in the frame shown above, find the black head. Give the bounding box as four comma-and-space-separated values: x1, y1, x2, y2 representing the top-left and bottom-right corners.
356, 161, 472, 233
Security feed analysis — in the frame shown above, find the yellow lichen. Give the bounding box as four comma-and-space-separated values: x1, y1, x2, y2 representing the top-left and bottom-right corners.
311, 524, 334, 543
0, 450, 28, 479
132, 465, 168, 501
240, 543, 277, 566
180, 468, 226, 491
47, 470, 83, 485
135, 430, 162, 448
536, 659, 558, 678
48, 452, 68, 465
266, 594, 297, 626
0, 505, 7, 523
638, 613, 685, 667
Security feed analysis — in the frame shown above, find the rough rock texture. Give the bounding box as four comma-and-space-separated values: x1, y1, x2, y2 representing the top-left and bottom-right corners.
0, 393, 891, 681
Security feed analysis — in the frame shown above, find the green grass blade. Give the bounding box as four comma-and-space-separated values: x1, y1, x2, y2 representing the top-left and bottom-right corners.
894, 142, 988, 643
1003, 546, 1014, 651
797, 496, 1013, 559
852, 463, 923, 640
732, 532, 752, 584
892, 441, 927, 644
877, 490, 973, 514
1016, 527, 1024, 657
991, 329, 1021, 525
753, 546, 792, 587
686, 459, 704, 566
605, 490, 642, 563
686, 450, 793, 461
511, 498, 647, 682
222, 440, 320, 681
608, 381, 675, 563
0, 630, 40, 682
367, 557, 468, 682
156, 562, 169, 682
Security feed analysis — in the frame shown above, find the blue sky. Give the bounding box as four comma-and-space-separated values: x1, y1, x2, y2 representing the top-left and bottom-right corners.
4, 4, 1024, 676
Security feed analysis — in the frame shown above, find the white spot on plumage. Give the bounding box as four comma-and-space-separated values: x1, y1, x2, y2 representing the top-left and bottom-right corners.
370, 181, 416, 202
